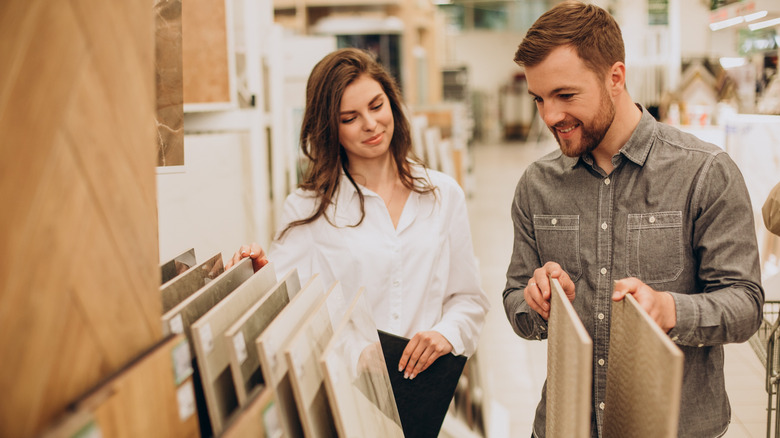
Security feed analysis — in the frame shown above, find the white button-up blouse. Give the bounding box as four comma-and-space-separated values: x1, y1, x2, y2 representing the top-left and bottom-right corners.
268, 166, 489, 356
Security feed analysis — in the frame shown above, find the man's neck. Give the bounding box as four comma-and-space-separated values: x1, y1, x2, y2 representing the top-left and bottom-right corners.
592, 98, 642, 174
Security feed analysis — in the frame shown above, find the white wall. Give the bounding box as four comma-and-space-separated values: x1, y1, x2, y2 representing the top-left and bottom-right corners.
157, 132, 268, 264
449, 30, 525, 94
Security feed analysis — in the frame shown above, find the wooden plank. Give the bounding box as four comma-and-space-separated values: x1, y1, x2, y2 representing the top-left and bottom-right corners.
160, 248, 196, 286
190, 262, 278, 434
160, 253, 223, 314
182, 0, 231, 105
161, 257, 253, 342
546, 277, 592, 438
255, 274, 327, 438
221, 386, 280, 438
39, 334, 199, 438
284, 281, 350, 438
603, 293, 683, 438
320, 288, 404, 438
225, 268, 302, 406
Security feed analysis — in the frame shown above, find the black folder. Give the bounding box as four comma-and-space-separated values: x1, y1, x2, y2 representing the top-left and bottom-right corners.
378, 330, 467, 438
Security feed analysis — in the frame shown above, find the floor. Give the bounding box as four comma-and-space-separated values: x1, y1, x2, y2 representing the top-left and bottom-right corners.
465, 139, 770, 438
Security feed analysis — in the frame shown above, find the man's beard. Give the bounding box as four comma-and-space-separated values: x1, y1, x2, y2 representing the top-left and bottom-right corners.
551, 86, 616, 158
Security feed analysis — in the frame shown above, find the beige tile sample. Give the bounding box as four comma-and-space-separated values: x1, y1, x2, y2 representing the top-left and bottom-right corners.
220, 386, 280, 438
546, 277, 592, 438
190, 262, 278, 434
225, 268, 302, 406
320, 288, 404, 438
603, 293, 683, 438
285, 281, 350, 438
256, 274, 327, 438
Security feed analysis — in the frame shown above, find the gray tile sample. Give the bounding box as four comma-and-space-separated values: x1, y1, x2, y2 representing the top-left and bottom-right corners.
160, 252, 223, 314
603, 293, 683, 438
225, 268, 302, 405
546, 277, 592, 438
160, 248, 196, 285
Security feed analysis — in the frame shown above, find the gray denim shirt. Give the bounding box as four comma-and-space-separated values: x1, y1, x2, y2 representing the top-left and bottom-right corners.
503, 106, 764, 438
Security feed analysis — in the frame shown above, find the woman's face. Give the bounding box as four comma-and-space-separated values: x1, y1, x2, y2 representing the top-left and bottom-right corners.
338, 74, 395, 163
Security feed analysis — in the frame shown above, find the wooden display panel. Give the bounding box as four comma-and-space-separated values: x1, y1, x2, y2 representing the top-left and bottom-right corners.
182, 0, 233, 107
161, 257, 253, 341
40, 334, 199, 438
221, 386, 281, 438
546, 277, 592, 438
225, 268, 303, 406
320, 288, 404, 438
603, 294, 683, 438
284, 282, 349, 438
160, 253, 223, 313
255, 275, 327, 438
160, 248, 197, 286
0, 1, 160, 435
190, 263, 278, 434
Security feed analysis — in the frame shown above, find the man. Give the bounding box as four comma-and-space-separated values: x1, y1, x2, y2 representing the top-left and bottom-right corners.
502, 2, 764, 437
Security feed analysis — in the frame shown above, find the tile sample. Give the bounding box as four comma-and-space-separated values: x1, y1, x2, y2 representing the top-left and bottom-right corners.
284, 281, 350, 438
321, 288, 404, 438
546, 277, 592, 438
603, 293, 683, 438
225, 268, 302, 406
190, 262, 278, 434
221, 386, 280, 438
160, 252, 223, 313
256, 275, 327, 438
160, 248, 196, 286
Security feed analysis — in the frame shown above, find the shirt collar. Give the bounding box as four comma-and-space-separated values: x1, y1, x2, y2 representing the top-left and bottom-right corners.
560, 103, 655, 170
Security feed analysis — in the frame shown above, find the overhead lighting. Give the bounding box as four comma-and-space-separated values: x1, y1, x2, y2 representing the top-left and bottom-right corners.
749, 17, 780, 31
744, 11, 768, 22
709, 16, 744, 31
719, 57, 747, 69
432, 0, 452, 4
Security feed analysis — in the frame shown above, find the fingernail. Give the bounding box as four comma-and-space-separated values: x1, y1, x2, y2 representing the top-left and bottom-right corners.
241, 251, 247, 256
410, 373, 416, 380
249, 252, 254, 257
404, 372, 409, 379
398, 365, 403, 372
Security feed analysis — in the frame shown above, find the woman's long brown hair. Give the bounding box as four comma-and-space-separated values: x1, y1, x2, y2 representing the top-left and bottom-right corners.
277, 48, 434, 239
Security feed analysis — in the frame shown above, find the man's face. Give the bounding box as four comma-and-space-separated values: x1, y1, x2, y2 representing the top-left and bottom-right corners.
525, 45, 616, 158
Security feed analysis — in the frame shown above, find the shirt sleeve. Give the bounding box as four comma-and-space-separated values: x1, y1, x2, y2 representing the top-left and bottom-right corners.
502, 173, 549, 341
429, 180, 491, 357
763, 180, 780, 236
267, 191, 317, 285
667, 152, 764, 346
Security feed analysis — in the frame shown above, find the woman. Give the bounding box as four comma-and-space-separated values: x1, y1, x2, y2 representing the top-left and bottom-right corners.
228, 48, 488, 379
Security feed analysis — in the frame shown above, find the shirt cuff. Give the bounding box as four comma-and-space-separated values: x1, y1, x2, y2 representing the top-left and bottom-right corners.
666, 292, 697, 344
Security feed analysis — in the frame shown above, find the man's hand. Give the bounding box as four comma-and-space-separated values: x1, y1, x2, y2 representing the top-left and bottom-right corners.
225, 242, 269, 272
612, 277, 676, 333
398, 331, 453, 380
525, 261, 576, 320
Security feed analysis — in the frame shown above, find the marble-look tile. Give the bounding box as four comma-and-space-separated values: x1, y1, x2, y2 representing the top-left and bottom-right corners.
155, 0, 183, 166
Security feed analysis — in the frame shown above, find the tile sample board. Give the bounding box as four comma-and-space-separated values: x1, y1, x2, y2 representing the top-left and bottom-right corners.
190, 262, 278, 434
160, 252, 223, 313
256, 274, 327, 438
161, 257, 252, 341
321, 288, 404, 438
284, 281, 349, 438
603, 294, 683, 438
378, 330, 467, 438
226, 269, 302, 406
160, 248, 196, 286
40, 334, 199, 438
546, 277, 592, 438
221, 386, 281, 438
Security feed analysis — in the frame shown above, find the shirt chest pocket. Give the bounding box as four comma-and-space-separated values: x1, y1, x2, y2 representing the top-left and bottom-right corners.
533, 215, 581, 282
626, 211, 683, 283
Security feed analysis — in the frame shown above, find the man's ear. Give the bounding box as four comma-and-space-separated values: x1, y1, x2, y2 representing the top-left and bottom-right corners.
608, 61, 626, 94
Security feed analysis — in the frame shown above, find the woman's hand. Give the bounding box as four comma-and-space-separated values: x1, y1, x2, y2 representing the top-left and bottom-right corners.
398, 331, 453, 379
225, 242, 269, 272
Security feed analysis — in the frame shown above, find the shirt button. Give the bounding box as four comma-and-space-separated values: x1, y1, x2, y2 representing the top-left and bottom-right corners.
604, 178, 611, 185
599, 402, 605, 410
598, 313, 605, 320
392, 313, 399, 320
551, 218, 558, 225
649, 216, 656, 223
598, 358, 605, 366
672, 336, 679, 342
601, 222, 608, 230
698, 343, 704, 347
600, 267, 607, 275
393, 280, 400, 287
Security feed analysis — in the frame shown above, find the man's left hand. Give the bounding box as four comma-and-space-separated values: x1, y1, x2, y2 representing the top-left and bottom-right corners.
612, 277, 677, 333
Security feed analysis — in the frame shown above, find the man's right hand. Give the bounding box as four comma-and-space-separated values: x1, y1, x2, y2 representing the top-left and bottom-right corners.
225, 242, 269, 272
524, 261, 575, 320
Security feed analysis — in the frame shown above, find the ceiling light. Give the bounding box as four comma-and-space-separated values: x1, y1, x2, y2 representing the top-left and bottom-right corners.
749, 17, 780, 31
719, 57, 747, 69
709, 16, 744, 31
744, 11, 768, 22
